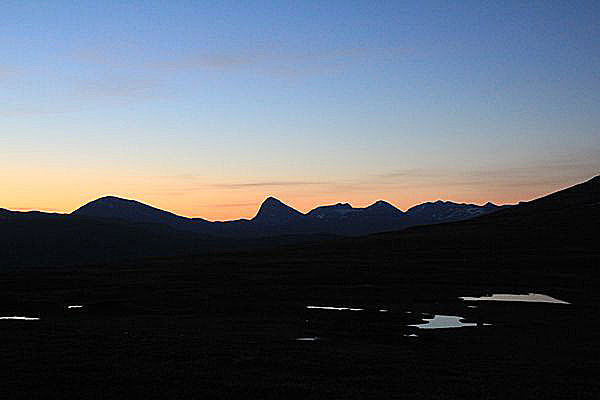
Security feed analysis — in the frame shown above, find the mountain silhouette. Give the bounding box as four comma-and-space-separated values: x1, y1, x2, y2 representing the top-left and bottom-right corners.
2, 174, 598, 268
364, 174, 600, 255
363, 200, 405, 217
67, 193, 504, 237
306, 200, 404, 219
67, 194, 501, 237
73, 195, 210, 232
307, 203, 354, 219
405, 200, 505, 226
251, 197, 303, 225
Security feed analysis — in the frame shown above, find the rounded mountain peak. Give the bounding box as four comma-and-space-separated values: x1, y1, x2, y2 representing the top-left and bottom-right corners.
368, 200, 395, 208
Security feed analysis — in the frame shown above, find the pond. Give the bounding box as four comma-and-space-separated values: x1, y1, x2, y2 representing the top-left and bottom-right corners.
410, 315, 477, 329
306, 306, 364, 311
459, 293, 569, 304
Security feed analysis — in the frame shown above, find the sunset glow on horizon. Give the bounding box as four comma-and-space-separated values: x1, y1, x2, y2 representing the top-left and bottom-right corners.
3, 165, 596, 221
2, 1, 599, 220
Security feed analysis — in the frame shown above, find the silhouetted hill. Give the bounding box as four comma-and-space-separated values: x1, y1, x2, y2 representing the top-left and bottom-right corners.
0, 210, 217, 268
251, 197, 304, 225
0, 209, 340, 268
349, 174, 600, 256
405, 200, 505, 226
73, 196, 210, 231
3, 176, 597, 398
363, 200, 405, 217
494, 175, 600, 215
306, 200, 404, 219
67, 194, 501, 238
307, 203, 354, 219
14, 174, 600, 269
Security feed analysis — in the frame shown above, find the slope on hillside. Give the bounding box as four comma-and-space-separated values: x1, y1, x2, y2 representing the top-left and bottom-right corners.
356, 174, 600, 255
0, 211, 216, 268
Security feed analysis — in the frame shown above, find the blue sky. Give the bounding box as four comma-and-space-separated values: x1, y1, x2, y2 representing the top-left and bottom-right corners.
1, 1, 599, 219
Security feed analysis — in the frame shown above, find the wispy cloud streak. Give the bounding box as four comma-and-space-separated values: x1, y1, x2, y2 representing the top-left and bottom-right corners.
375, 153, 600, 189
74, 76, 163, 99
210, 181, 331, 189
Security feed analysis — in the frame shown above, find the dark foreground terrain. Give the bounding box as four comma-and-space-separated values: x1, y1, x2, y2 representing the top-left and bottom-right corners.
1, 176, 599, 399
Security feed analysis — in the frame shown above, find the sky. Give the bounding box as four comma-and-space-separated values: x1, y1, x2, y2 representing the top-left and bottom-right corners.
1, 1, 599, 220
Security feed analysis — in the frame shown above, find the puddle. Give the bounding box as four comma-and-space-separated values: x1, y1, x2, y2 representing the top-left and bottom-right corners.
459, 293, 569, 304
67, 305, 84, 309
410, 315, 477, 329
306, 306, 363, 311
296, 337, 320, 341
0, 316, 40, 321
379, 309, 389, 313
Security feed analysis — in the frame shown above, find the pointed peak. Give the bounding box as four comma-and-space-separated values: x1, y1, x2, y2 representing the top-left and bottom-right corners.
261, 196, 285, 206
363, 200, 403, 216
252, 196, 303, 225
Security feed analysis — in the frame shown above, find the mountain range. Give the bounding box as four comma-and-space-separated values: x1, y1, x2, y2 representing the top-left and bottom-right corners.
4, 174, 598, 269
2, 175, 598, 398
70, 195, 506, 237
0, 194, 506, 268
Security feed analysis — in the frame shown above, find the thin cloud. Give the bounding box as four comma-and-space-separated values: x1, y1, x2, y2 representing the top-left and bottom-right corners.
72, 44, 409, 75
0, 64, 20, 80
211, 181, 330, 189
74, 76, 163, 99
374, 154, 600, 189
152, 53, 258, 70
64, 45, 408, 100
0, 106, 53, 117
375, 169, 431, 179
263, 46, 409, 78
207, 202, 258, 208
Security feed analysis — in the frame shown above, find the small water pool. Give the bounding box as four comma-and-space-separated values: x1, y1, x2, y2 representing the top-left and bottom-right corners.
410, 315, 477, 329
306, 306, 363, 311
460, 293, 569, 304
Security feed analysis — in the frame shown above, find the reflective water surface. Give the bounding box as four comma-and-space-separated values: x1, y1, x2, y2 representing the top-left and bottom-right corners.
410, 315, 477, 329
306, 306, 364, 311
460, 293, 569, 304
0, 316, 40, 320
